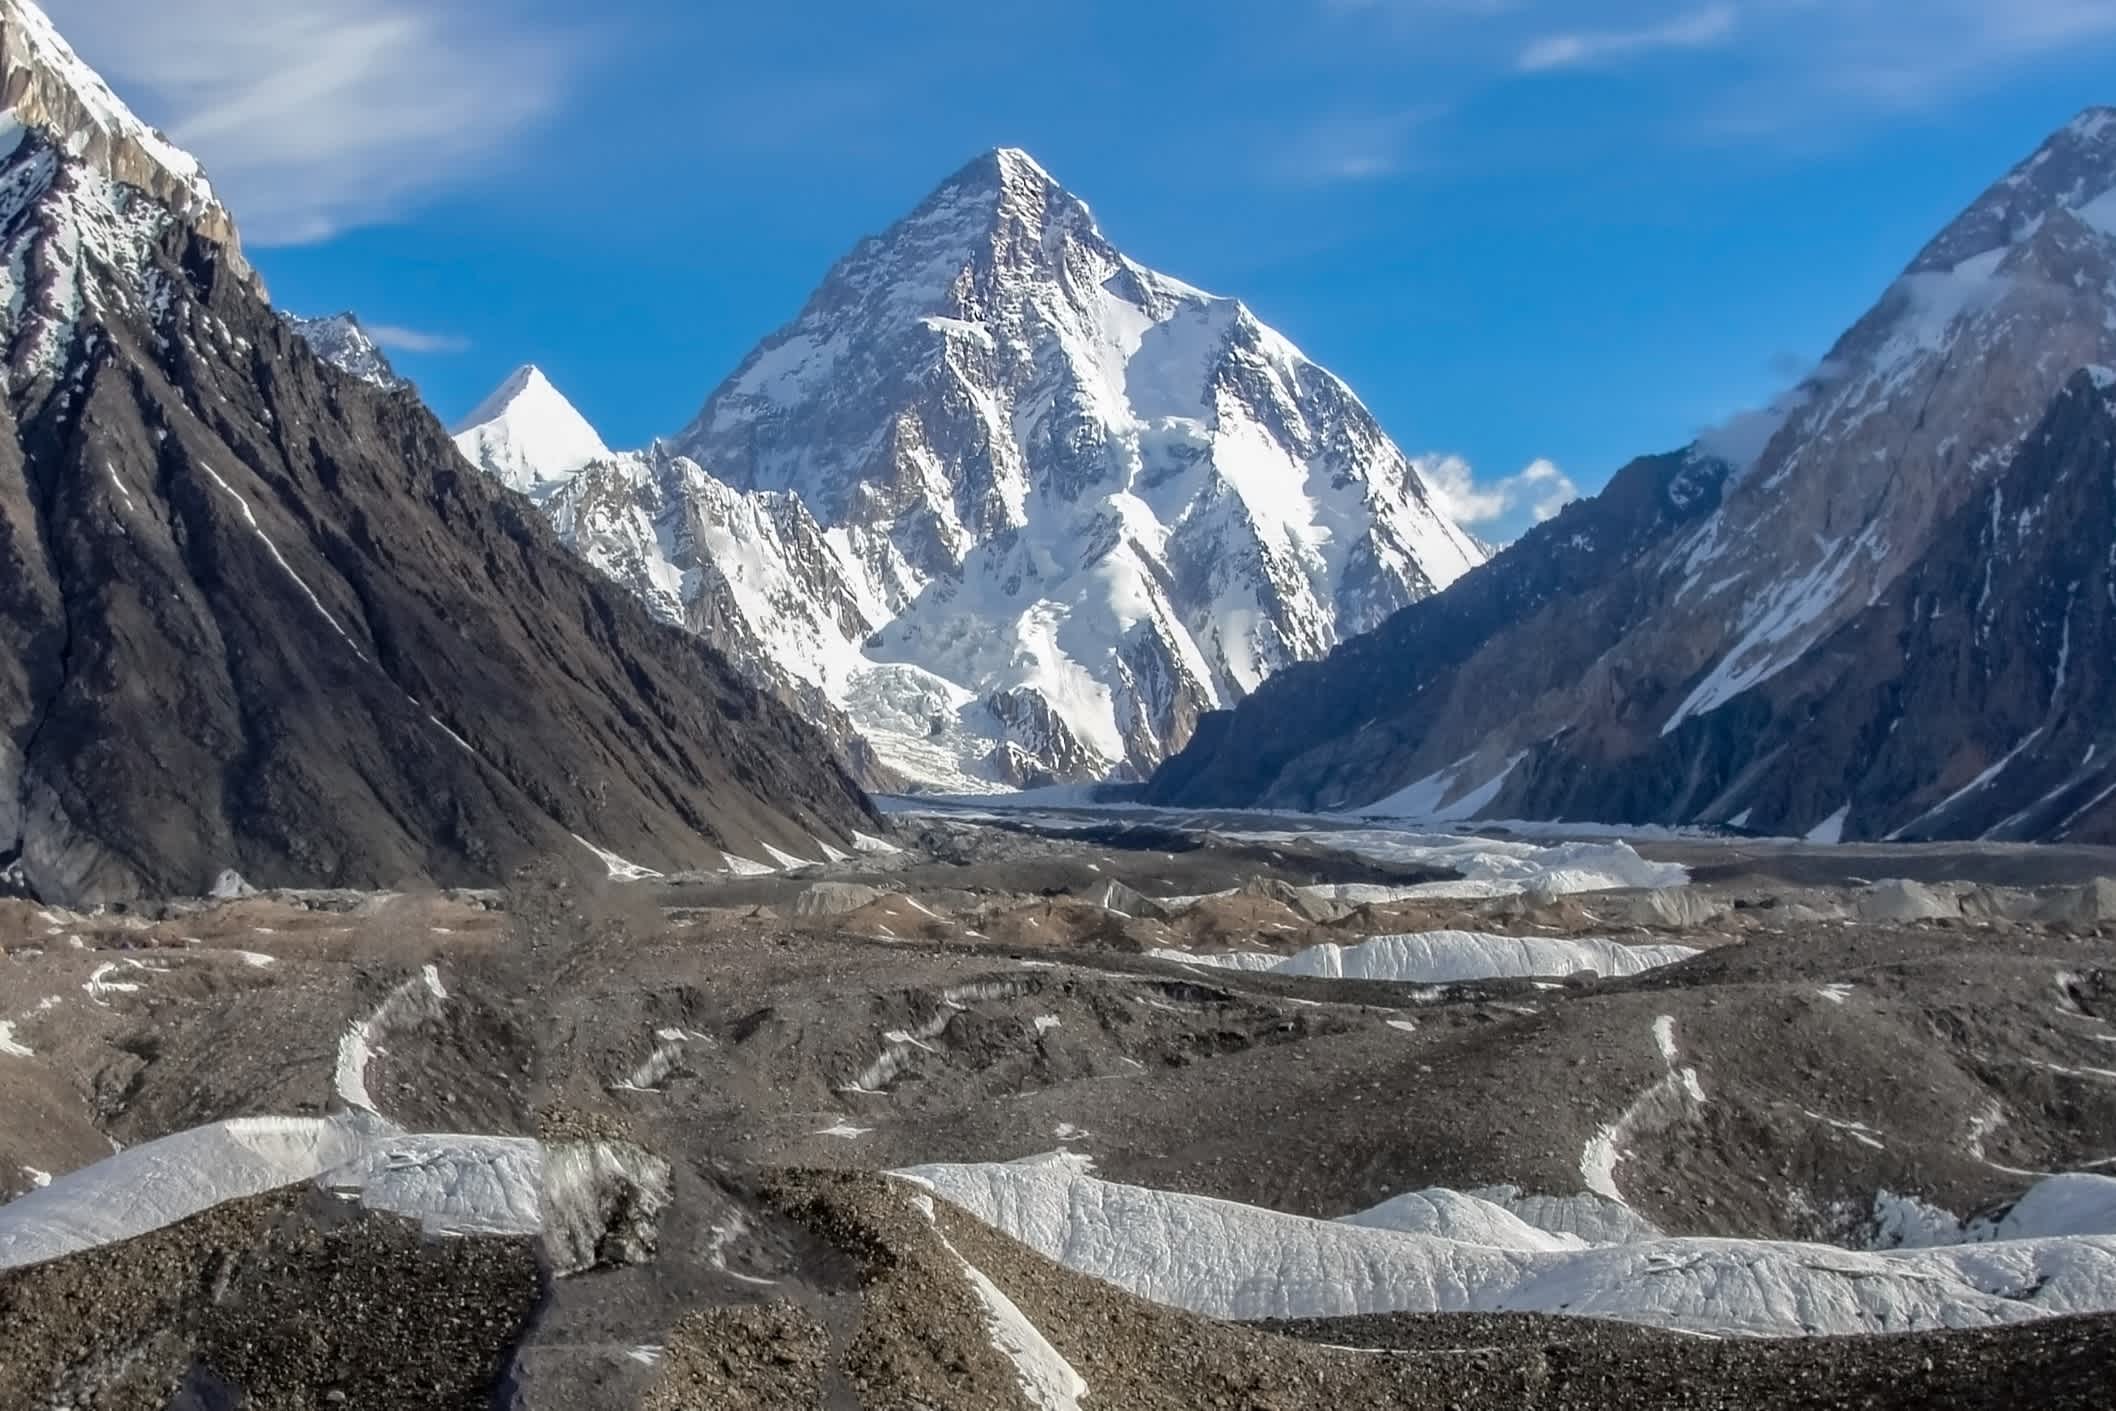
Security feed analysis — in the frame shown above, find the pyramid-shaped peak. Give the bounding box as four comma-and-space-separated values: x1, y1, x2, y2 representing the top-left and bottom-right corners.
917, 144, 1090, 227
461, 364, 552, 420
453, 365, 610, 494
991, 146, 1055, 186
937, 146, 1059, 194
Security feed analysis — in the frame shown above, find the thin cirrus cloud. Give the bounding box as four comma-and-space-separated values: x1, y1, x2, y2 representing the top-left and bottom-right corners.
1503, 1, 2116, 115
41, 0, 587, 246
1515, 3, 1737, 73
365, 325, 472, 356
1269, 108, 1446, 186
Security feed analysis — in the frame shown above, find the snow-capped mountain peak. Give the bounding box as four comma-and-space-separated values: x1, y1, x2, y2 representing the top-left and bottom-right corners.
0, 0, 250, 285
627, 148, 1485, 788
452, 364, 612, 493
458, 147, 1488, 791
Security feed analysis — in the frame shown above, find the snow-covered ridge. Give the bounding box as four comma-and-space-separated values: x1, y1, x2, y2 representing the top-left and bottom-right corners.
452, 364, 612, 493
477, 148, 1487, 791
1155, 930, 1697, 984
903, 1160, 2116, 1339
0, 0, 249, 284
287, 312, 405, 390
0, 1115, 673, 1276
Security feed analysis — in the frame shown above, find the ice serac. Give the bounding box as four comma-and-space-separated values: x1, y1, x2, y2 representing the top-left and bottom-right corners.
630, 146, 1484, 789
451, 363, 612, 494
285, 313, 405, 391
0, 1, 877, 903
1151, 109, 2116, 844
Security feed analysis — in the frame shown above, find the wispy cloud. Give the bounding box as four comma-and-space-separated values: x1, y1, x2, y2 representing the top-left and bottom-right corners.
43, 0, 590, 244
1516, 4, 1737, 73
1780, 0, 2116, 113
1342, 1, 2116, 143
1268, 107, 1445, 186
366, 324, 471, 355
1418, 454, 1579, 541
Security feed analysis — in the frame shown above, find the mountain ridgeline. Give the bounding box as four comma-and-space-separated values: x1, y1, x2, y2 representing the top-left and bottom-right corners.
1150, 110, 2116, 846
0, 0, 877, 904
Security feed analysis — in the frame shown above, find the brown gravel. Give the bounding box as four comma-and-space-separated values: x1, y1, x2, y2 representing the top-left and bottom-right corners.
0, 1187, 543, 1411
646, 1301, 836, 1411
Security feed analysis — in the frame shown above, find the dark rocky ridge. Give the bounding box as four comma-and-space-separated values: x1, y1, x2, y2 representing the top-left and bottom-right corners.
1146, 448, 1728, 809
1154, 370, 2116, 847
1149, 111, 2116, 845
0, 120, 878, 904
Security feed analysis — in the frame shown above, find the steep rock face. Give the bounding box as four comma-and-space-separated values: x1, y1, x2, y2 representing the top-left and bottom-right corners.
452, 364, 612, 494
619, 147, 1486, 788
0, 18, 876, 902
1151, 110, 2116, 842
1624, 369, 2116, 846
1147, 449, 1728, 810
0, 0, 247, 282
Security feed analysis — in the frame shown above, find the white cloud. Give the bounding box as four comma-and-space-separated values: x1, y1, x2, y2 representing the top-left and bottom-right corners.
1508, 1, 2116, 121
1417, 453, 1580, 541
41, 0, 586, 244
1269, 107, 1444, 185
1517, 4, 1737, 73
1784, 0, 2116, 113
365, 324, 471, 355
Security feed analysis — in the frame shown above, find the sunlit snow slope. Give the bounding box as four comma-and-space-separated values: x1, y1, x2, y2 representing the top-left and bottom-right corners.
471, 148, 1485, 791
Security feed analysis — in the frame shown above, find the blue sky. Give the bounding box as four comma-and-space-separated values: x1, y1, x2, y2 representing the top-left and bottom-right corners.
47, 0, 2116, 539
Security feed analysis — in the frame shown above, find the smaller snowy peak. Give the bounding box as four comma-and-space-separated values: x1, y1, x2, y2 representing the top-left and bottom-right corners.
286, 313, 405, 391
452, 365, 612, 494
0, 0, 249, 282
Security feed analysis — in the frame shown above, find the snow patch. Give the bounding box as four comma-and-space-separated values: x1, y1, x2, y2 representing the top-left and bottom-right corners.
1580, 1016, 1707, 1205
334, 966, 448, 1117
199, 465, 369, 663
1158, 931, 1696, 986
569, 833, 662, 882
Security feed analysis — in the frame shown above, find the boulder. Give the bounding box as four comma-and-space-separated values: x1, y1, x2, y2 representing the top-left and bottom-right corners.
2034, 877, 2116, 928
1595, 889, 1728, 930
208, 870, 257, 901
792, 883, 886, 918
1237, 877, 1345, 924
1090, 879, 1171, 921
1856, 879, 1960, 924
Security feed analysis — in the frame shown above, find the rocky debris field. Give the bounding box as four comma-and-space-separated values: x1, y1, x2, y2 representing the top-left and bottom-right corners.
2, 811, 2115, 1406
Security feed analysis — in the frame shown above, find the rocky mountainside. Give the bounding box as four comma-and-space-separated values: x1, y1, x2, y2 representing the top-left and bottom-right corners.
452, 363, 612, 494
1151, 109, 2116, 845
475, 149, 1486, 791
0, 0, 878, 904
0, 0, 248, 285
